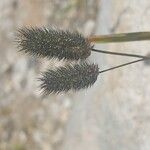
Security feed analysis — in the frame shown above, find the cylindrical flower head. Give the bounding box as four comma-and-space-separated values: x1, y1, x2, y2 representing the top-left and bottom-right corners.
16, 27, 92, 60
40, 62, 99, 94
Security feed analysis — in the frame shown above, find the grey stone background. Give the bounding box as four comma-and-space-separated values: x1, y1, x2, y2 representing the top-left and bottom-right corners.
61, 0, 150, 150
0, 0, 150, 150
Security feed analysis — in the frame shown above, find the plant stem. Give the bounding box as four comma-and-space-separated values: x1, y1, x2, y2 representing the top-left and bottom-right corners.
99, 58, 145, 74
92, 48, 150, 59
89, 32, 150, 43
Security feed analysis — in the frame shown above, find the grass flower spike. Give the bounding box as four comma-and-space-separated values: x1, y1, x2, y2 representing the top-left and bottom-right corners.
40, 62, 99, 94
17, 27, 150, 60
39, 58, 148, 94
16, 27, 92, 60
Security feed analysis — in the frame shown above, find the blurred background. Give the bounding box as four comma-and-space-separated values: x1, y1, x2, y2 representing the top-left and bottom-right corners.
0, 0, 150, 150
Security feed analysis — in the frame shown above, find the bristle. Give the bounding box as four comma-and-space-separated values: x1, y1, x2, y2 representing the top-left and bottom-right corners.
39, 62, 99, 95
16, 27, 92, 60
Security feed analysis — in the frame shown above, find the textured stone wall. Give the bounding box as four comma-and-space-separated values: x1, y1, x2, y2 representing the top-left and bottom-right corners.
0, 0, 98, 149
0, 0, 149, 149
60, 0, 150, 150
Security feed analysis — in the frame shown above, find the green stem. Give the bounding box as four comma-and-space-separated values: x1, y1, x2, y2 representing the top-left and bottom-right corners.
89, 32, 150, 43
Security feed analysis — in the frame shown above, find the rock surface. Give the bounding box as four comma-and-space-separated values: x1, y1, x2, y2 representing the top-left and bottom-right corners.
0, 0, 150, 150
0, 0, 98, 149
60, 0, 150, 150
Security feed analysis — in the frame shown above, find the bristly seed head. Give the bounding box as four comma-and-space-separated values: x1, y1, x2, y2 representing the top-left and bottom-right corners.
16, 27, 92, 60
40, 62, 99, 95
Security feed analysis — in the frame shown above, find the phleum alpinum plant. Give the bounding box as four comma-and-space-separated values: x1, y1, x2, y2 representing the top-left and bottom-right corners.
16, 27, 150, 95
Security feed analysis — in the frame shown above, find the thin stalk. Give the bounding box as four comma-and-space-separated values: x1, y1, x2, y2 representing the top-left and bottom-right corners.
99, 58, 145, 74
92, 48, 150, 59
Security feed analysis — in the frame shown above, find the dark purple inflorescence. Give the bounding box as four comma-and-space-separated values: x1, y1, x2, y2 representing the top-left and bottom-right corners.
16, 27, 92, 60
40, 62, 99, 94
